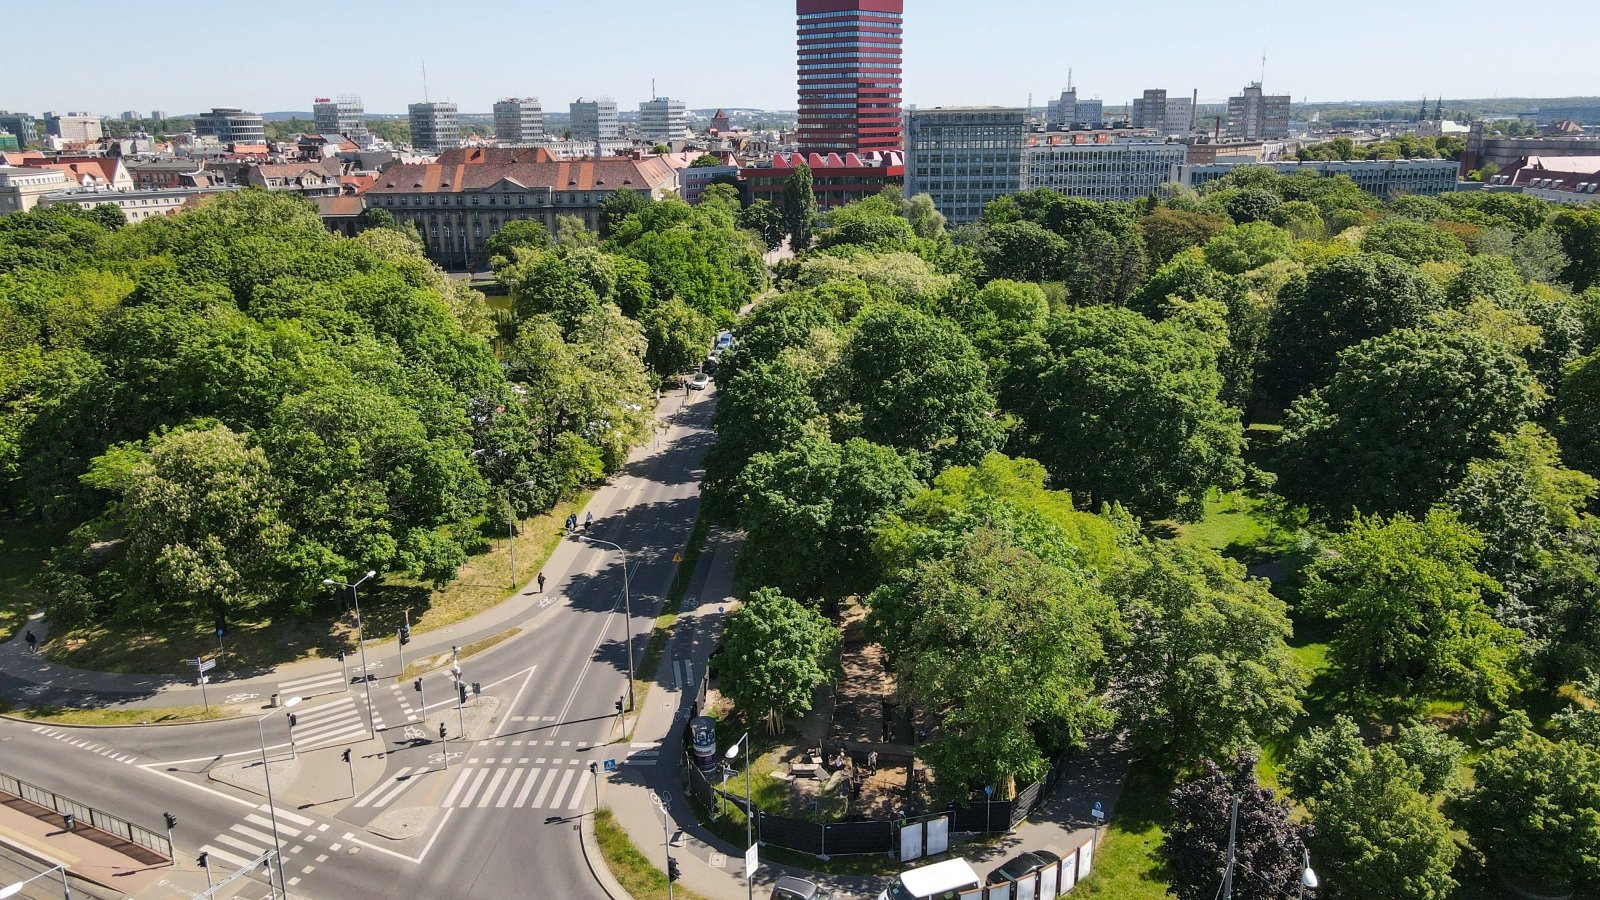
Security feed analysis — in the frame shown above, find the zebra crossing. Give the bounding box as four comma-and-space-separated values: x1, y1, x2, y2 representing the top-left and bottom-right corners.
199, 804, 329, 886
275, 669, 348, 701
386, 682, 421, 723
439, 762, 595, 811
288, 695, 367, 751
29, 726, 138, 764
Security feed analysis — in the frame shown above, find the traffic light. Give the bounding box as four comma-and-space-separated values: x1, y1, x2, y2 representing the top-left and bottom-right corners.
337, 650, 345, 662
472, 681, 480, 696
458, 683, 468, 704
413, 678, 422, 693
197, 851, 209, 870
399, 625, 411, 646
287, 712, 298, 728
589, 762, 597, 775
667, 857, 680, 882
439, 722, 448, 740
615, 697, 624, 715
341, 748, 352, 764
163, 812, 177, 830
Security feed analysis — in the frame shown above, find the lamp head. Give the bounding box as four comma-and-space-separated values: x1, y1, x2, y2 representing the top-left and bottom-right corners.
1302, 868, 1319, 889
725, 744, 739, 760
365, 570, 376, 579
0, 883, 25, 899
321, 578, 336, 586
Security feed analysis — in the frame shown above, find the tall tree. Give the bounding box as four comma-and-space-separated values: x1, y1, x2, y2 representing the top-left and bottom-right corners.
719, 587, 839, 733
1164, 753, 1309, 900
781, 163, 818, 250
1552, 206, 1600, 290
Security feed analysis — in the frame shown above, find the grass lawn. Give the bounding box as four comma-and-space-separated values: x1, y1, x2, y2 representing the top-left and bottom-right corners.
43, 491, 594, 675
0, 698, 235, 725
1071, 761, 1171, 900
0, 516, 59, 643
593, 807, 710, 900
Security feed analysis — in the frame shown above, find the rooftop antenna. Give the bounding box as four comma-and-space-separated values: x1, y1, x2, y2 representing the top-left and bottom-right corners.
422, 62, 430, 102
1068, 67, 1074, 93
1260, 52, 1267, 86
652, 78, 657, 101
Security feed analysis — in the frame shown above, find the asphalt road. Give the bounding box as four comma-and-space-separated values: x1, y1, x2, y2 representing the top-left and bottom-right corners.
0, 386, 718, 899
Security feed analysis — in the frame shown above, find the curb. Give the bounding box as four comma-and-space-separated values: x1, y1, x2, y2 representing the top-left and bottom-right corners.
582, 810, 635, 900
0, 829, 124, 895
0, 709, 251, 728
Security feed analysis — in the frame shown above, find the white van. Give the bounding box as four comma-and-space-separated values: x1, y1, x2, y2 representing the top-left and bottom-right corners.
876, 858, 983, 900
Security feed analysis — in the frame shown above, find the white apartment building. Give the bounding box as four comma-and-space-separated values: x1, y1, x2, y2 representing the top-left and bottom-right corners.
194, 107, 266, 145
44, 111, 103, 143
408, 101, 461, 153
905, 106, 1027, 225
1131, 90, 1193, 136
1023, 138, 1186, 201
313, 96, 370, 142
639, 97, 688, 143
569, 98, 619, 141
493, 98, 544, 144
0, 166, 70, 214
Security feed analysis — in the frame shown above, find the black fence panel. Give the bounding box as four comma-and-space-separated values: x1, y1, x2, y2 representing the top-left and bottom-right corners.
821, 820, 893, 856
950, 800, 1011, 833
756, 812, 826, 856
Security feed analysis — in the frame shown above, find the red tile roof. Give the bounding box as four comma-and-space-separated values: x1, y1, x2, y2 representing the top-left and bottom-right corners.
437, 146, 555, 166
367, 157, 676, 195
314, 196, 367, 217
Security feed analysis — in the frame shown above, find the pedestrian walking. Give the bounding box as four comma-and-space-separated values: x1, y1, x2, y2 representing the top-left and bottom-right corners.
537, 572, 546, 593
565, 513, 577, 532
868, 750, 879, 775
584, 511, 593, 531
24, 630, 37, 653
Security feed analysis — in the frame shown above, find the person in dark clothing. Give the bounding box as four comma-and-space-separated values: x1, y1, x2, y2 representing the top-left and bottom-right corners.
537, 572, 547, 592
24, 630, 38, 653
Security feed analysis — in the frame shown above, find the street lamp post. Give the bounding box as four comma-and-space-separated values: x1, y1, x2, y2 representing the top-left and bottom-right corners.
0, 862, 71, 899
575, 534, 635, 711
256, 696, 302, 893
322, 571, 378, 738
1298, 849, 1319, 900
726, 733, 754, 900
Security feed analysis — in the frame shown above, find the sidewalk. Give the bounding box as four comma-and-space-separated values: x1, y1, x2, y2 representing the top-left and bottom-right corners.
0, 392, 710, 714
599, 527, 1130, 899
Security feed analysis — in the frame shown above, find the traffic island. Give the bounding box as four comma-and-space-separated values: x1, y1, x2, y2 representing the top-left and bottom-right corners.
366, 805, 438, 841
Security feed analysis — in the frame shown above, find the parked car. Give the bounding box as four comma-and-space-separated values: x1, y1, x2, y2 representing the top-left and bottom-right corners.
985, 850, 1063, 895
715, 330, 735, 352
877, 858, 982, 900
689, 372, 711, 390
772, 875, 831, 900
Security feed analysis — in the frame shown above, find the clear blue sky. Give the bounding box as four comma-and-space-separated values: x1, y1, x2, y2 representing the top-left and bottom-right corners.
5, 0, 1595, 115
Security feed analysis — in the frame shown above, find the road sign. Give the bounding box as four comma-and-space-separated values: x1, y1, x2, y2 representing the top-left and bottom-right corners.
983, 785, 994, 797
604, 759, 618, 772
744, 843, 759, 875
672, 553, 683, 564
1091, 801, 1106, 821
196, 658, 216, 673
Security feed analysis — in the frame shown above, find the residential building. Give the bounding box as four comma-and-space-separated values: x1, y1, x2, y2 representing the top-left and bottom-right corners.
19, 156, 134, 191
239, 160, 345, 197
796, 0, 904, 154
312, 96, 370, 142
1047, 89, 1102, 130
493, 97, 544, 144
150, 110, 167, 123
44, 111, 104, 143
314, 195, 369, 236
41, 184, 237, 222
193, 107, 267, 145
1183, 139, 1293, 165
741, 150, 903, 210
904, 106, 1026, 224
408, 101, 461, 153
1131, 90, 1192, 136
1023, 134, 1185, 201
0, 166, 70, 214
127, 158, 210, 189
1180, 158, 1458, 198
569, 99, 619, 141
120, 111, 142, 121
681, 164, 742, 205
1485, 156, 1600, 204
0, 112, 36, 147
363, 155, 679, 268
639, 98, 688, 143
1226, 82, 1291, 141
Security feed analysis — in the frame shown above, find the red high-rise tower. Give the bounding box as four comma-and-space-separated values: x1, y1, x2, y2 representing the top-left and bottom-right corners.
796, 0, 903, 154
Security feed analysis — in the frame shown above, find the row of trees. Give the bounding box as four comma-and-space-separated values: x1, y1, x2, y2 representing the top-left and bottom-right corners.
707, 168, 1600, 897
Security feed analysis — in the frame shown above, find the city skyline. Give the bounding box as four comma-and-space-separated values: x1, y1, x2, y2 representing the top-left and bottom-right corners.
4, 0, 1596, 116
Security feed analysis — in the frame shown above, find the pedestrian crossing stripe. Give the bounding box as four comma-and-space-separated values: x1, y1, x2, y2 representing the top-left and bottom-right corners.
200, 807, 319, 875
276, 670, 349, 699
29, 726, 138, 764
288, 696, 367, 750
354, 767, 425, 808
419, 765, 597, 810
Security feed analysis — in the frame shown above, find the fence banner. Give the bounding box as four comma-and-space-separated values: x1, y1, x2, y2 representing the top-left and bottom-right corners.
1060, 852, 1078, 892
959, 890, 983, 900
899, 820, 924, 862
1040, 863, 1058, 898
925, 814, 950, 856
1077, 838, 1094, 878
1018, 873, 1037, 900
986, 886, 1010, 900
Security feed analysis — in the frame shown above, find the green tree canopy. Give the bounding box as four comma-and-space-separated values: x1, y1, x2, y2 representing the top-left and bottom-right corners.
719, 587, 839, 733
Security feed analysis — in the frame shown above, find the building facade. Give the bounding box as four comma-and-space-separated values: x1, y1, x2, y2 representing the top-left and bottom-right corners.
681, 164, 742, 205
741, 150, 903, 210
1046, 89, 1102, 130
570, 99, 619, 141
0, 166, 70, 214
1023, 135, 1186, 201
408, 101, 461, 153
194, 107, 267, 145
42, 184, 238, 222
44, 111, 104, 143
639, 98, 688, 143
0, 113, 36, 147
1485, 156, 1600, 204
150, 110, 167, 123
493, 98, 544, 144
905, 106, 1026, 224
128, 159, 210, 189
1226, 83, 1291, 141
1181, 159, 1459, 198
796, 0, 904, 154
313, 96, 370, 142
1461, 121, 1600, 175
363, 155, 678, 269
1131, 90, 1192, 136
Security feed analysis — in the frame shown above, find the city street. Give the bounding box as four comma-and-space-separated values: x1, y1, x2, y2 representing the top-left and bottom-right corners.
0, 386, 717, 899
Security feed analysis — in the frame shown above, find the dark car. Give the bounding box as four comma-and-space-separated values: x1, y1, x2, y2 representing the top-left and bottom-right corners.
773, 875, 832, 900
985, 850, 1064, 891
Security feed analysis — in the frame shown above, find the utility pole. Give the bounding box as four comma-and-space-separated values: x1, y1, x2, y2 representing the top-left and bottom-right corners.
1222, 794, 1241, 900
